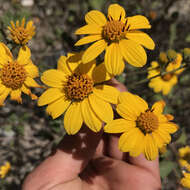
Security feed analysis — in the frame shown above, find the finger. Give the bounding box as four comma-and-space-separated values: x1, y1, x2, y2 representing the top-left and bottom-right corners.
23, 127, 103, 190
105, 78, 127, 92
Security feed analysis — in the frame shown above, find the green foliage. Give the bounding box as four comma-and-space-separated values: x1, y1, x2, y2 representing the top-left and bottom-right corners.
160, 161, 177, 178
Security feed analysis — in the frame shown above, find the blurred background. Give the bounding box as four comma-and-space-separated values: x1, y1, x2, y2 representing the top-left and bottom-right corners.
0, 0, 190, 189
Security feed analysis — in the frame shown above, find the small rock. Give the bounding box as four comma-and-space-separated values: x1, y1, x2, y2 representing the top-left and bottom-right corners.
21, 0, 34, 7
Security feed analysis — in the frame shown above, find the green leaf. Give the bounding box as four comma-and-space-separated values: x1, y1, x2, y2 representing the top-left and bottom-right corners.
160, 161, 177, 178
176, 129, 187, 145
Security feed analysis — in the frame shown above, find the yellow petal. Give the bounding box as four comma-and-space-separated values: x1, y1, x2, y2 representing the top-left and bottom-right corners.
119, 39, 147, 67
24, 77, 40, 87
152, 131, 165, 148
17, 46, 31, 65
89, 93, 113, 123
10, 89, 22, 103
155, 128, 171, 144
57, 55, 72, 75
162, 84, 173, 95
26, 21, 34, 30
126, 31, 155, 50
165, 114, 174, 121
46, 97, 71, 119
75, 34, 102, 46
93, 85, 120, 104
152, 100, 165, 114
41, 69, 67, 88
0, 43, 13, 65
0, 85, 6, 95
92, 63, 112, 84
104, 118, 135, 133
105, 43, 125, 75
144, 134, 158, 160
64, 102, 83, 135
127, 15, 151, 30
108, 4, 126, 22
117, 92, 148, 119
85, 10, 107, 26
0, 88, 10, 106
81, 98, 102, 132
38, 88, 64, 106
24, 61, 39, 78
82, 40, 107, 64
159, 122, 179, 134
75, 24, 102, 35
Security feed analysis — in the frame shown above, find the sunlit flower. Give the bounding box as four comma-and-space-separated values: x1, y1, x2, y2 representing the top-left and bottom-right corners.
148, 53, 183, 95
0, 162, 11, 179
0, 43, 40, 105
181, 172, 190, 189
8, 18, 35, 45
75, 4, 155, 75
179, 146, 190, 171
38, 52, 119, 135
104, 92, 178, 160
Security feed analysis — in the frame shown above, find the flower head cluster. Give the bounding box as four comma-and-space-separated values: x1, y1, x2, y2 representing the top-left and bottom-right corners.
181, 172, 190, 189
179, 146, 190, 171
75, 4, 155, 75
0, 43, 40, 105
0, 162, 11, 179
148, 51, 184, 95
104, 92, 178, 160
38, 52, 119, 134
8, 18, 35, 45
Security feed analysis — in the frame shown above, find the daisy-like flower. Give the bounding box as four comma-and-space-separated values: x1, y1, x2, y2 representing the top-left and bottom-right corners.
104, 92, 178, 160
181, 172, 190, 189
148, 53, 183, 95
0, 43, 40, 105
8, 18, 35, 45
0, 162, 11, 179
38, 52, 120, 135
178, 146, 190, 171
75, 4, 155, 75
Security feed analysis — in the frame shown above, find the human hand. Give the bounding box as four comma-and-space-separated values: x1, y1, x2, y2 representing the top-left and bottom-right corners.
22, 79, 161, 190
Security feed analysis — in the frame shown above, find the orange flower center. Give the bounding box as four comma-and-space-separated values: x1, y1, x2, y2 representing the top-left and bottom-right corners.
162, 73, 173, 81
64, 73, 94, 101
103, 17, 129, 42
13, 27, 29, 44
0, 61, 27, 90
136, 110, 158, 133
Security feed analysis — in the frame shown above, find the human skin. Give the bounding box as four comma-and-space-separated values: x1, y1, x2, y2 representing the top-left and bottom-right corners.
22, 79, 162, 190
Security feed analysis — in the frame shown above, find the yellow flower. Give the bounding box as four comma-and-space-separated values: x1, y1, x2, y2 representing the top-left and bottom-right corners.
148, 53, 183, 95
0, 162, 11, 179
0, 43, 40, 105
178, 146, 190, 171
38, 52, 120, 135
8, 18, 35, 45
104, 92, 178, 160
181, 172, 190, 189
75, 4, 155, 75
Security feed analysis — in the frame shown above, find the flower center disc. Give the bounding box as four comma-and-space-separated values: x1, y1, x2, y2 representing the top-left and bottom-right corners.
162, 73, 173, 81
0, 61, 27, 90
64, 73, 94, 101
15, 27, 28, 43
103, 20, 126, 42
136, 110, 158, 133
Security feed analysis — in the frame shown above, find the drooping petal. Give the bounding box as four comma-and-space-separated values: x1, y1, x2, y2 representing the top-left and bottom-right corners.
64, 102, 83, 135
127, 15, 151, 30
119, 39, 147, 67
57, 56, 72, 75
41, 69, 67, 88
46, 97, 71, 119
108, 4, 126, 22
126, 31, 155, 50
105, 43, 125, 75
117, 92, 148, 119
0, 88, 10, 106
144, 134, 158, 160
24, 77, 41, 88
24, 61, 39, 78
81, 98, 102, 132
17, 46, 31, 65
75, 34, 102, 46
159, 122, 179, 134
104, 118, 135, 133
82, 40, 107, 64
10, 89, 22, 103
89, 93, 113, 123
93, 85, 120, 104
152, 100, 165, 114
75, 25, 102, 35
0, 43, 13, 65
85, 10, 107, 26
92, 63, 112, 84
38, 88, 64, 106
